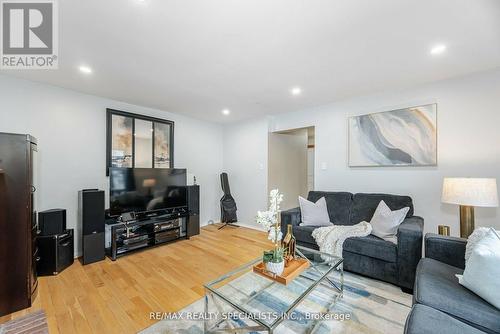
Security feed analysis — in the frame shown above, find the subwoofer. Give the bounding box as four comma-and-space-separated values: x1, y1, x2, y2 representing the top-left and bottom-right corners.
36, 229, 74, 276
79, 189, 105, 265
38, 209, 66, 236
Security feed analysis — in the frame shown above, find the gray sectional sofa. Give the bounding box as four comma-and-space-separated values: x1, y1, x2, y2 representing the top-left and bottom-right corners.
281, 191, 424, 291
405, 234, 500, 334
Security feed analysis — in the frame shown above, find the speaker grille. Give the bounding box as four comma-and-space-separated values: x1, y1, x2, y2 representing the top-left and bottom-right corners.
80, 190, 105, 235
187, 185, 199, 215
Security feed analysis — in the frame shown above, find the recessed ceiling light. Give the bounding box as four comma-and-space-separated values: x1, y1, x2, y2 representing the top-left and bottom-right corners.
222, 109, 230, 115
430, 44, 447, 55
291, 87, 302, 96
79, 65, 92, 74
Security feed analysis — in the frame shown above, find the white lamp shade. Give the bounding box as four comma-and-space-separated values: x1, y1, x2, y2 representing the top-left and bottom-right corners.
442, 178, 499, 207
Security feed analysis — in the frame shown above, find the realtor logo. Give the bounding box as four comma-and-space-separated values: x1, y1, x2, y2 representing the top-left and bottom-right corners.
1, 0, 58, 69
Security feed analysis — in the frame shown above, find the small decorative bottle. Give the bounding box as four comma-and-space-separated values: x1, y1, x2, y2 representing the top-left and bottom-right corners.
282, 225, 296, 262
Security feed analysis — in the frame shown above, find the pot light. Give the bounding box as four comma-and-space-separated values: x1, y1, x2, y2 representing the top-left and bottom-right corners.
79, 65, 92, 74
291, 87, 302, 96
222, 109, 230, 115
430, 44, 446, 55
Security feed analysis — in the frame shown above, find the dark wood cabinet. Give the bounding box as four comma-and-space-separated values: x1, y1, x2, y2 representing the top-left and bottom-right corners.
0, 133, 38, 316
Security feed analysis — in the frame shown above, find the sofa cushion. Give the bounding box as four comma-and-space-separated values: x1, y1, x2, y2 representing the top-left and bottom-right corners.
414, 258, 500, 333
293, 225, 317, 245
405, 304, 485, 334
344, 250, 398, 285
458, 228, 500, 310
351, 193, 414, 225
295, 229, 398, 263
370, 200, 409, 244
307, 191, 353, 225
344, 235, 397, 263
298, 196, 332, 226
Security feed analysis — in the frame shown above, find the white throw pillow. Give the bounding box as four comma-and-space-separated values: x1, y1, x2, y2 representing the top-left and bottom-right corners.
298, 196, 332, 226
465, 227, 500, 265
458, 228, 500, 309
370, 200, 409, 244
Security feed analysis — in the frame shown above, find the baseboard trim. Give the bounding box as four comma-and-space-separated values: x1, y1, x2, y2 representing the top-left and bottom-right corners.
204, 220, 266, 232
232, 222, 267, 232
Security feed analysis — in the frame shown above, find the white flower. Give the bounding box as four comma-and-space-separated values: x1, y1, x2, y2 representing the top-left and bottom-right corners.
256, 210, 274, 230
255, 189, 285, 240
273, 190, 283, 200
267, 226, 283, 243
268, 189, 284, 212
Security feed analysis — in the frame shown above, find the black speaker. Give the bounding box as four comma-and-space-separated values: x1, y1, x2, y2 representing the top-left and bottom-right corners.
36, 229, 74, 276
79, 189, 105, 265
187, 185, 200, 237
38, 209, 66, 236
187, 214, 200, 237
187, 185, 200, 214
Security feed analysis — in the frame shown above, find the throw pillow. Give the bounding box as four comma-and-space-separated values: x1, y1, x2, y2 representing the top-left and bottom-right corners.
370, 200, 409, 244
298, 196, 332, 226
465, 227, 500, 265
458, 228, 500, 309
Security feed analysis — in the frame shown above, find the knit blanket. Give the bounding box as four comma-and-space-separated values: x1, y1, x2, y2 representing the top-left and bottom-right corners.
312, 221, 372, 265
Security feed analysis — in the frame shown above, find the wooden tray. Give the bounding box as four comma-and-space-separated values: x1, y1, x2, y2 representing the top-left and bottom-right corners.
253, 258, 310, 285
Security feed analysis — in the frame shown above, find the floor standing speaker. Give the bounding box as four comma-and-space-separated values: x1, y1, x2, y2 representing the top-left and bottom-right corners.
39, 209, 66, 236
79, 189, 105, 265
187, 185, 200, 237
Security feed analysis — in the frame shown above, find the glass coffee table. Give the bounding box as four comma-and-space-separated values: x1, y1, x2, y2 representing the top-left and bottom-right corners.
203, 246, 344, 333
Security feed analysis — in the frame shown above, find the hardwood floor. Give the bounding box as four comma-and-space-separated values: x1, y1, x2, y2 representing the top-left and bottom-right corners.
0, 225, 271, 333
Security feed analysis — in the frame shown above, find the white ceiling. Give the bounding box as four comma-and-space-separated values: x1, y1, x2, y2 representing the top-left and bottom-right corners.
3, 0, 500, 123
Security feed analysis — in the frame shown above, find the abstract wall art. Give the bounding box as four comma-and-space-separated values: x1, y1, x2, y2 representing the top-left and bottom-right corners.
348, 104, 437, 167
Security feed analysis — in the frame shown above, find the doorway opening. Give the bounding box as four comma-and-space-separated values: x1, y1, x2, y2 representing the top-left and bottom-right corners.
268, 126, 315, 211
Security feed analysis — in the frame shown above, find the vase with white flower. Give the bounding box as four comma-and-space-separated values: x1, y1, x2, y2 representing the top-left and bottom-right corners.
256, 189, 285, 275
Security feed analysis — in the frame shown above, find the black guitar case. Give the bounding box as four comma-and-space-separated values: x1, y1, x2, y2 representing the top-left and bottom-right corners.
220, 173, 237, 224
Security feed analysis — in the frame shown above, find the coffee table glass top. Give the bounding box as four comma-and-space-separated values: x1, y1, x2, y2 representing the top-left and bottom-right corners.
204, 246, 343, 328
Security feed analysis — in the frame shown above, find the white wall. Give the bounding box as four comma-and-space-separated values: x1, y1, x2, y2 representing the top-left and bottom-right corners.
224, 69, 500, 236
0, 75, 223, 256
223, 117, 269, 229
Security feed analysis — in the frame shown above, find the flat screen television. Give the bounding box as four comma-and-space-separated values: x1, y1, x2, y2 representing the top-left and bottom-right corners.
108, 167, 187, 217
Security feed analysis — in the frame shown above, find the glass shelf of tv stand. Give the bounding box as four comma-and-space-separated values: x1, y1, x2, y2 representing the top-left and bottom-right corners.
106, 214, 188, 260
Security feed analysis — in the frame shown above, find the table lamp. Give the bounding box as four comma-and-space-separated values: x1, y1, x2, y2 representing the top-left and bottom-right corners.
442, 178, 498, 238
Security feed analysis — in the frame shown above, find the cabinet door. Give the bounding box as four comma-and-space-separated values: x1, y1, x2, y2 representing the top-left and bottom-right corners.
30, 143, 38, 229
29, 143, 38, 298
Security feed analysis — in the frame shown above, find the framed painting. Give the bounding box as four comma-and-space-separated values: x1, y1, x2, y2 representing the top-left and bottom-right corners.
348, 104, 437, 167
106, 109, 174, 174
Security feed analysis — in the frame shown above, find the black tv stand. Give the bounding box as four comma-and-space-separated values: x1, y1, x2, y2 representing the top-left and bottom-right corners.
105, 211, 191, 260
104, 184, 200, 260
